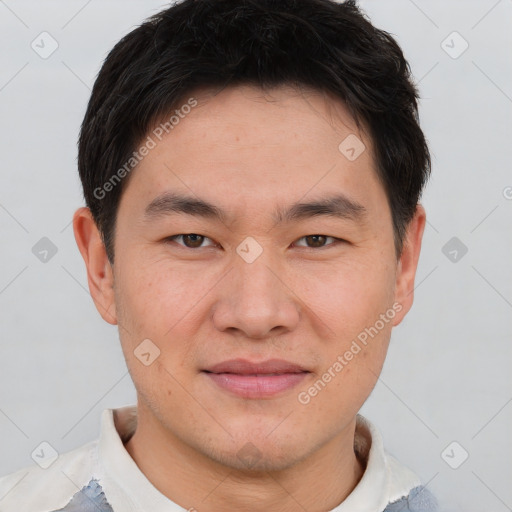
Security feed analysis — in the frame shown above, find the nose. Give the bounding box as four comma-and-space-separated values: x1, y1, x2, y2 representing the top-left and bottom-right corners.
212, 252, 301, 340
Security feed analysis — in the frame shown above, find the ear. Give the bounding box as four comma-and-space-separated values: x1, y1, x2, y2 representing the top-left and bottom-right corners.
392, 204, 426, 327
72, 207, 117, 325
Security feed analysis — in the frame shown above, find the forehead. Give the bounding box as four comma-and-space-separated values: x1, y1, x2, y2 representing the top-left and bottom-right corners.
119, 84, 389, 227
177, 83, 366, 146
143, 84, 372, 166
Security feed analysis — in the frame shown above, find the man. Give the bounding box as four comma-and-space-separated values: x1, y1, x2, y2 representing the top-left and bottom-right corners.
0, 0, 438, 510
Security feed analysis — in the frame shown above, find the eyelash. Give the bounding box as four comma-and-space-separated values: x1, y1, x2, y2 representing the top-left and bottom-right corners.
165, 234, 344, 250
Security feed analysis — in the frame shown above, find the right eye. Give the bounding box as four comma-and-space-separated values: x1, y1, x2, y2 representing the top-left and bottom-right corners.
164, 233, 217, 249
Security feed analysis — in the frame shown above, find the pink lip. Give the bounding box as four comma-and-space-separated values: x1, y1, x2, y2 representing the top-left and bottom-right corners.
205, 358, 307, 374
203, 359, 309, 398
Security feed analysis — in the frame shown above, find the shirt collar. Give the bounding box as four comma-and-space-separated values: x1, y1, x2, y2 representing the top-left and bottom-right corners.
98, 406, 420, 512
98, 405, 179, 511
329, 414, 421, 511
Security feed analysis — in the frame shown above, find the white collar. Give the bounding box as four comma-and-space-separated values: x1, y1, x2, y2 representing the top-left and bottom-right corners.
97, 405, 420, 512
330, 414, 421, 511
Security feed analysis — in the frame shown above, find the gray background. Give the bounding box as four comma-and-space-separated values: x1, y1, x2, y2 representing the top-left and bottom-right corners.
0, 1, 511, 511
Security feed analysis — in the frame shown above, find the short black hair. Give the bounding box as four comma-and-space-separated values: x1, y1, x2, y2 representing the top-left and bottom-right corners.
78, 0, 431, 264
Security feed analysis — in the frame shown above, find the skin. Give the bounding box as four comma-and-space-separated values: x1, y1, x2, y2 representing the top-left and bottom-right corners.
73, 84, 426, 512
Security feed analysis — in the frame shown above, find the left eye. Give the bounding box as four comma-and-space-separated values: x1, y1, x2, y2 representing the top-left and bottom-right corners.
294, 235, 340, 248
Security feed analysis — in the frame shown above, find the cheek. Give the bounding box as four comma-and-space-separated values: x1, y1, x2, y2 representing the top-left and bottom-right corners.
296, 255, 396, 340
113, 263, 202, 392
116, 259, 208, 337
114, 258, 223, 382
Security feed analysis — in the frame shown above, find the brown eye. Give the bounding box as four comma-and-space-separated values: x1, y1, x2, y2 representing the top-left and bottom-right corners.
304, 235, 328, 248
167, 234, 215, 249
294, 235, 341, 249
181, 234, 205, 248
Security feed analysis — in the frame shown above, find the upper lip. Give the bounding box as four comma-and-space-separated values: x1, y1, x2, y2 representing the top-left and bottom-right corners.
204, 358, 309, 375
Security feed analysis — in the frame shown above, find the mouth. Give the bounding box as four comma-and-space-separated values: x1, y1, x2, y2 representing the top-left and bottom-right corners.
202, 358, 310, 398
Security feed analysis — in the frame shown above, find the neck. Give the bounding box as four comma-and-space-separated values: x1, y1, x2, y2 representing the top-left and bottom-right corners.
124, 405, 365, 512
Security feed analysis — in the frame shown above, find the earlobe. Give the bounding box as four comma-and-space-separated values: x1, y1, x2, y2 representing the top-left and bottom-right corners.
72, 207, 118, 326
392, 204, 426, 327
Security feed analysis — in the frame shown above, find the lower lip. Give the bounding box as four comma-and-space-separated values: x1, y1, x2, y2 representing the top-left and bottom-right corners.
203, 372, 309, 398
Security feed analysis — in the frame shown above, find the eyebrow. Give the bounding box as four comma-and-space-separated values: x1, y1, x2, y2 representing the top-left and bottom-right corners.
143, 191, 368, 226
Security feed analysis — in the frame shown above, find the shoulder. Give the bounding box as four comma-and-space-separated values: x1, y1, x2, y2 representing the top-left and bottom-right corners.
384, 454, 438, 512
0, 439, 99, 512
384, 484, 439, 511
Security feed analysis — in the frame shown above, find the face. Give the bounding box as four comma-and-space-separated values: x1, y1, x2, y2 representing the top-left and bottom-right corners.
76, 84, 424, 472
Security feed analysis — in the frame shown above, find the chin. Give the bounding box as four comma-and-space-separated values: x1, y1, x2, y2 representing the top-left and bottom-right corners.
214, 443, 305, 473
201, 428, 310, 473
